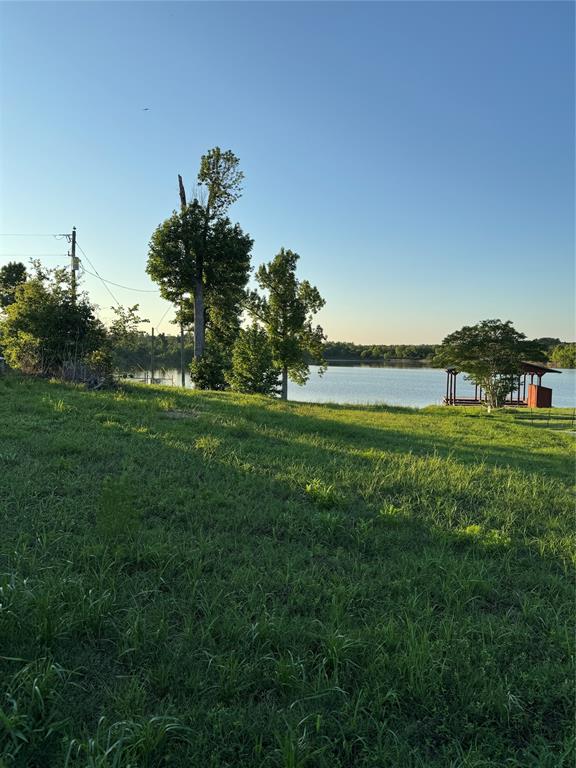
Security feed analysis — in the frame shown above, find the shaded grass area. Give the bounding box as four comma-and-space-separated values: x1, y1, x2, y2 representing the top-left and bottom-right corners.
0, 375, 574, 767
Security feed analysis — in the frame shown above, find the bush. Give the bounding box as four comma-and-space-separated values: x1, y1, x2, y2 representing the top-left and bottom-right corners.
226, 323, 280, 395
0, 266, 107, 382
189, 342, 229, 390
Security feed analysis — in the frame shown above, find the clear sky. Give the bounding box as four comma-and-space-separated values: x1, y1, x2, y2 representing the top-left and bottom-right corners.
0, 1, 574, 343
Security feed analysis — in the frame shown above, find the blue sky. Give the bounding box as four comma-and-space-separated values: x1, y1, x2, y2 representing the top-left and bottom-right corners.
0, 1, 574, 343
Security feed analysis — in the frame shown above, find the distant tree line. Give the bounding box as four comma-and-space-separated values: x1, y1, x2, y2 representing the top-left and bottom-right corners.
322, 341, 437, 361
113, 331, 194, 373
322, 337, 574, 367
104, 335, 576, 371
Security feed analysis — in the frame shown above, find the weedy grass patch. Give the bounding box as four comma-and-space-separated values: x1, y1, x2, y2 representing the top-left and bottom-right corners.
0, 375, 574, 767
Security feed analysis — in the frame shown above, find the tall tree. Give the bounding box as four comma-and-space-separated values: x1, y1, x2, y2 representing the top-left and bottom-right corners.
248, 248, 326, 400
0, 261, 27, 308
434, 319, 546, 409
147, 148, 251, 385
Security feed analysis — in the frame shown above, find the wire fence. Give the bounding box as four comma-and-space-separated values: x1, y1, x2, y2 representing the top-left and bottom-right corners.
0, 339, 182, 389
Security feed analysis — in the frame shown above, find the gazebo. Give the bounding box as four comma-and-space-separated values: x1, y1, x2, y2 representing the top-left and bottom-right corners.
444, 361, 561, 407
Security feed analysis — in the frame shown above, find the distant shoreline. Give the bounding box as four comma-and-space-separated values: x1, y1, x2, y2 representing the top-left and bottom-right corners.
323, 358, 433, 365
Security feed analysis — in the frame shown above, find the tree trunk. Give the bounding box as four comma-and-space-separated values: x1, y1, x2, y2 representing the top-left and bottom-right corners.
194, 275, 204, 359
178, 174, 187, 209
193, 201, 210, 362
281, 365, 288, 400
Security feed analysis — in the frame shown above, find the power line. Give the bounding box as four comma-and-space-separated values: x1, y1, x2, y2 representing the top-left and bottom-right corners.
0, 253, 69, 258
0, 233, 69, 237
76, 239, 169, 341
154, 304, 172, 332
80, 267, 159, 293
75, 241, 122, 308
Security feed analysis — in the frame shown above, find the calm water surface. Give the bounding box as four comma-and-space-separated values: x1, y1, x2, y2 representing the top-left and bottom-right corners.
154, 365, 576, 409
288, 366, 576, 408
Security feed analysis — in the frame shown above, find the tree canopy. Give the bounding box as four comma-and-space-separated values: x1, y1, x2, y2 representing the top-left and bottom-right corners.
146, 148, 252, 386
226, 323, 280, 395
0, 261, 27, 308
248, 248, 326, 400
0, 265, 106, 377
549, 343, 575, 369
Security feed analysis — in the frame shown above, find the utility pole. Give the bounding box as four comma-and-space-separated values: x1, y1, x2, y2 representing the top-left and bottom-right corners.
180, 322, 185, 387
150, 327, 155, 384
178, 177, 188, 389
70, 226, 78, 301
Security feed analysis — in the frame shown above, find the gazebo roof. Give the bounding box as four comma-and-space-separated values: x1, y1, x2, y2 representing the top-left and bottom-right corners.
445, 362, 561, 376
521, 361, 561, 375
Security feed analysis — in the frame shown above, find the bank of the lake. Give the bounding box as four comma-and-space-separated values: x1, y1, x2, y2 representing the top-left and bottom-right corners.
1, 375, 574, 767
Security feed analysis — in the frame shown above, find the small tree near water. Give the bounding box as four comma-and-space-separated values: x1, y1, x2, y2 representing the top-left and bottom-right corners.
248, 249, 326, 400
226, 323, 280, 395
435, 319, 546, 409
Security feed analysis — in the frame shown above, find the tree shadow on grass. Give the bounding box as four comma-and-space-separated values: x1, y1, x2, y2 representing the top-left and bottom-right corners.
143, 389, 574, 483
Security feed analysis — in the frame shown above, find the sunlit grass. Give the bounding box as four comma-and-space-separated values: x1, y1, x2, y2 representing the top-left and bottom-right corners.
0, 374, 574, 766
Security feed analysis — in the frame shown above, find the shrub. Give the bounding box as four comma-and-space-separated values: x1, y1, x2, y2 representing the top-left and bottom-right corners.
226, 323, 280, 395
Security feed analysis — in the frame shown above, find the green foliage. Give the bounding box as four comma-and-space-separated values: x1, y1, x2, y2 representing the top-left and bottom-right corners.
146, 148, 252, 380
549, 343, 575, 368
249, 248, 326, 399
226, 323, 280, 395
0, 658, 72, 765
109, 304, 149, 343
198, 146, 244, 219
304, 478, 342, 509
0, 261, 27, 308
106, 304, 150, 373
435, 319, 546, 408
109, 331, 194, 373
146, 201, 206, 306
323, 341, 436, 361
64, 716, 193, 767
0, 266, 106, 377
188, 336, 229, 390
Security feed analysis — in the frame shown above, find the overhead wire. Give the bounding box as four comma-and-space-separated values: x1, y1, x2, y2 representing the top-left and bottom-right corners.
75, 240, 175, 374
75, 241, 122, 307
153, 304, 172, 332
74, 242, 171, 334
80, 267, 159, 293
0, 253, 69, 259
0, 233, 68, 237
2, 234, 173, 370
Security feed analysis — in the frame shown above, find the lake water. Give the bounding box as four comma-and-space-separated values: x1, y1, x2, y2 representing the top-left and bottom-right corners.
147, 365, 576, 409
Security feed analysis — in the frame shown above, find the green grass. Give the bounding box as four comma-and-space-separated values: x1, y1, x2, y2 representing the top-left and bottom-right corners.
0, 374, 574, 767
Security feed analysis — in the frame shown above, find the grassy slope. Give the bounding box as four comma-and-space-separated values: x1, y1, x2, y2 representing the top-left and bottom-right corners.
0, 376, 574, 768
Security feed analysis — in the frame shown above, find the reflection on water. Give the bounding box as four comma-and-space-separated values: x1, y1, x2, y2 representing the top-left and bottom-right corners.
136, 366, 576, 409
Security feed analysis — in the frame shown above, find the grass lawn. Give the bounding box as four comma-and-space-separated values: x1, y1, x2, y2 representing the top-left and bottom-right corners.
0, 375, 574, 767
